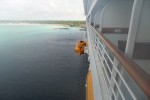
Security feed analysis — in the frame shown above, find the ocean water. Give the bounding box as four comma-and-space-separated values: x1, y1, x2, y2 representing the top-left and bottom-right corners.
0, 25, 87, 100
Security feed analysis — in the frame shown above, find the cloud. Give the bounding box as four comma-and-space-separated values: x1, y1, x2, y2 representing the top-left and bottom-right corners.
0, 0, 85, 20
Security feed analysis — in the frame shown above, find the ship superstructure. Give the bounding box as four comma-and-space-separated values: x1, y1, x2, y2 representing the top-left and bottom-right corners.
83, 0, 150, 100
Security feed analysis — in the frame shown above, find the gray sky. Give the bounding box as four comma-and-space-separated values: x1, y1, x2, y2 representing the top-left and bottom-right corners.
0, 0, 85, 20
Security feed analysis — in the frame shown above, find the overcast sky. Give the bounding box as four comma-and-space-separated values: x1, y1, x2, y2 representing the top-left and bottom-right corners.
0, 0, 85, 20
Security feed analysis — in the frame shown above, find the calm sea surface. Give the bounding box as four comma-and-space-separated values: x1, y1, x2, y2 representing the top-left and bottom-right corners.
0, 25, 86, 100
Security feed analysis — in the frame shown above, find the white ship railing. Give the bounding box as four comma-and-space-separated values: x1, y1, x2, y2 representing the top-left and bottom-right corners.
87, 23, 150, 100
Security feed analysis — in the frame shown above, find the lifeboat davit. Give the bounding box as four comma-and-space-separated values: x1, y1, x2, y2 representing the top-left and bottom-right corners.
74, 41, 87, 55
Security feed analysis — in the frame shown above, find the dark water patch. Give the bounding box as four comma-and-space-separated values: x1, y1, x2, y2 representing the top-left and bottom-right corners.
0, 25, 87, 100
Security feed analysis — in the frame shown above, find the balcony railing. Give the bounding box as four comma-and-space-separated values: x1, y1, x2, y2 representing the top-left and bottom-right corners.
87, 23, 150, 100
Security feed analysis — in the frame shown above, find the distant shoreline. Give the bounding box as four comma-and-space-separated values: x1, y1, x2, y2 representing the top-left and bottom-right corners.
0, 20, 85, 27
0, 23, 85, 29
0, 23, 86, 30
0, 23, 62, 25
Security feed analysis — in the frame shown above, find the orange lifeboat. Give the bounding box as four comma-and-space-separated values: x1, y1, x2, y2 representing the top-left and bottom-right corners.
74, 41, 87, 55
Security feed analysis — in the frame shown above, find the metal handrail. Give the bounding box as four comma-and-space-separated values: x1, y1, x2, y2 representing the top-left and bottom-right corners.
88, 23, 150, 99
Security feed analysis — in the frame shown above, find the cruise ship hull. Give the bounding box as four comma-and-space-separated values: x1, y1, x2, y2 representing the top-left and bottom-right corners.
83, 0, 150, 100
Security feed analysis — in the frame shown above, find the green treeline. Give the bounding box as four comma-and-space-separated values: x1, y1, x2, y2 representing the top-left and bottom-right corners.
0, 20, 85, 27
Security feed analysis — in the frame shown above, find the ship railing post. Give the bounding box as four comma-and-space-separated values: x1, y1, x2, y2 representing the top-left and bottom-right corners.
100, 42, 110, 92
109, 58, 119, 100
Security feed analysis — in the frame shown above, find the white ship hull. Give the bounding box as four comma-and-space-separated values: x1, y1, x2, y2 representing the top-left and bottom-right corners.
83, 0, 150, 100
